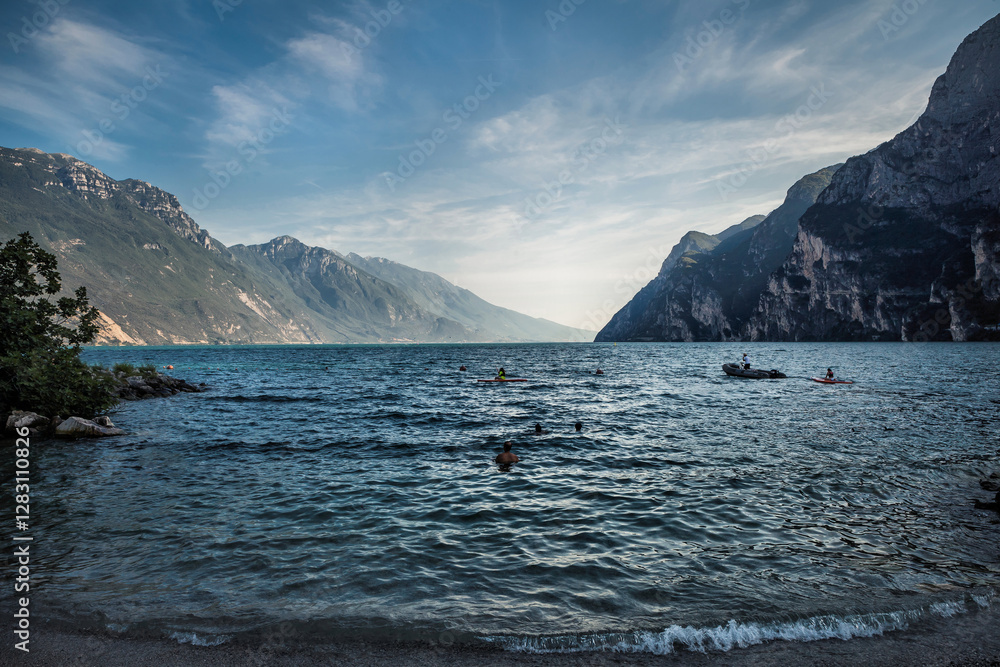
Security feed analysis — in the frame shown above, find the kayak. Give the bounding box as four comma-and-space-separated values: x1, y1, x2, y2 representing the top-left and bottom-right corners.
477, 378, 527, 383
722, 364, 786, 379
811, 377, 854, 384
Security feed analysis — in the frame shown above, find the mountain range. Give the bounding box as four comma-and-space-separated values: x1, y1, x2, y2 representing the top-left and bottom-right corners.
598, 12, 1000, 343
0, 147, 590, 345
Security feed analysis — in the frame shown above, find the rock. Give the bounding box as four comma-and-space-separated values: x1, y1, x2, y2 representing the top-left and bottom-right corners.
55, 416, 125, 438
112, 372, 207, 401
5, 411, 49, 435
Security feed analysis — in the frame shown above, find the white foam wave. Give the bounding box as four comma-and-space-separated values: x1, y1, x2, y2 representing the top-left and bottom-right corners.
973, 592, 994, 609
929, 600, 965, 618
484, 608, 927, 655
169, 631, 232, 647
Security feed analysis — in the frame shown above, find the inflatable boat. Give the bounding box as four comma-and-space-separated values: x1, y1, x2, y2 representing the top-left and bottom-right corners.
722, 364, 786, 379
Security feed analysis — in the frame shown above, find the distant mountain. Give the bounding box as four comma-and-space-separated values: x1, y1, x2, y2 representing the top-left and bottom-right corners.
0, 147, 334, 344
0, 147, 591, 344
345, 253, 590, 342
599, 12, 1000, 342
228, 237, 479, 343
596, 165, 839, 341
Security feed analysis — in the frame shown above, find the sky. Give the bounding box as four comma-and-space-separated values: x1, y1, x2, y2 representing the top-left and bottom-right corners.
1, 1, 997, 331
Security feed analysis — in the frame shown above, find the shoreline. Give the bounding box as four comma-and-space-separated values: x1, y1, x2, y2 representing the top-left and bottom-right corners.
16, 607, 1000, 666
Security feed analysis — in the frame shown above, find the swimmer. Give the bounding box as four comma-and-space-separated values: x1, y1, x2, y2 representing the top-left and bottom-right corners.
495, 441, 519, 464
574, 422, 582, 432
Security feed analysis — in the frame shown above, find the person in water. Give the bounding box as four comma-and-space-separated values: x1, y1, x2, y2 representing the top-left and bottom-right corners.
495, 441, 519, 464
534, 422, 547, 434
497, 367, 506, 380
574, 422, 582, 432
825, 368, 835, 380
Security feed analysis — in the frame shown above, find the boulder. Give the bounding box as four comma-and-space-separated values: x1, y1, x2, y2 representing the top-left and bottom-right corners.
55, 416, 125, 438
6, 411, 49, 435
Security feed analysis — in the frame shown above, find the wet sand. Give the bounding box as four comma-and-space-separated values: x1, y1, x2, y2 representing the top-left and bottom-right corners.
12, 606, 1000, 667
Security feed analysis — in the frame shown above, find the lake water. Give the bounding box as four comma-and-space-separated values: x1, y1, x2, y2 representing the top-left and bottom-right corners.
9, 343, 1000, 655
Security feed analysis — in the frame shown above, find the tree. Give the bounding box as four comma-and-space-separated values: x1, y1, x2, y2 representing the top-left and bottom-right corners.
0, 232, 118, 419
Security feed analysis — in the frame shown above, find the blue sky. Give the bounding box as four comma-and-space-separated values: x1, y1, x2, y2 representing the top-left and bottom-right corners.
1, 1, 997, 330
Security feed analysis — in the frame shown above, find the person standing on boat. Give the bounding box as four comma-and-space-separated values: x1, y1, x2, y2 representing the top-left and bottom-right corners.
742, 353, 751, 370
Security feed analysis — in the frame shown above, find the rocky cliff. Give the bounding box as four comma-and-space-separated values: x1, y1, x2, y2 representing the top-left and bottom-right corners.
596, 166, 839, 341
749, 12, 1000, 341
599, 12, 1000, 343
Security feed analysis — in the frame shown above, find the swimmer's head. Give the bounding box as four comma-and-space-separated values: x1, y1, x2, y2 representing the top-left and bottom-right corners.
574, 422, 582, 431
534, 423, 542, 433
503, 441, 513, 452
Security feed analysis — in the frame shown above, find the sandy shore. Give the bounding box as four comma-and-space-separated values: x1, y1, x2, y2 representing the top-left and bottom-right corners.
9, 607, 1000, 667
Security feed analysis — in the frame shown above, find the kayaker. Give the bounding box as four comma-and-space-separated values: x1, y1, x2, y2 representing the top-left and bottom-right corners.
495, 441, 519, 464
825, 368, 835, 380
497, 367, 506, 380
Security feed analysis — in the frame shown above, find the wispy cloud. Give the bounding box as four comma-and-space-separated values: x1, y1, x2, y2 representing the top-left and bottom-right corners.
0, 17, 168, 161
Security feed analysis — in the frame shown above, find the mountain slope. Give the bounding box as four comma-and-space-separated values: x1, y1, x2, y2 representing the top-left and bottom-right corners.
229, 238, 479, 343
747, 13, 1000, 341
596, 165, 840, 341
345, 253, 591, 342
0, 147, 339, 344
0, 147, 588, 344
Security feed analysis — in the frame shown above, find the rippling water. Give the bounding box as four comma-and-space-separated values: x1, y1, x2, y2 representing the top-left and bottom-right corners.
11, 343, 1000, 653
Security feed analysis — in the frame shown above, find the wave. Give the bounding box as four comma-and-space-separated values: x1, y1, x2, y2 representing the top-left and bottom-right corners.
481, 595, 992, 655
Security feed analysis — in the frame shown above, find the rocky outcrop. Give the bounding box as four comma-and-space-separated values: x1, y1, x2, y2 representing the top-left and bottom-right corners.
119, 179, 224, 253
54, 416, 125, 438
748, 13, 1000, 341
113, 373, 207, 400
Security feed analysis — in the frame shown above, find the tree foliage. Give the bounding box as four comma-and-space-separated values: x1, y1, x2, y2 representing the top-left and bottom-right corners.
0, 232, 118, 419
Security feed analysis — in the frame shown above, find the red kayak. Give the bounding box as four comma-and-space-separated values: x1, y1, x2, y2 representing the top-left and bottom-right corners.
477, 378, 527, 383
811, 377, 854, 385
